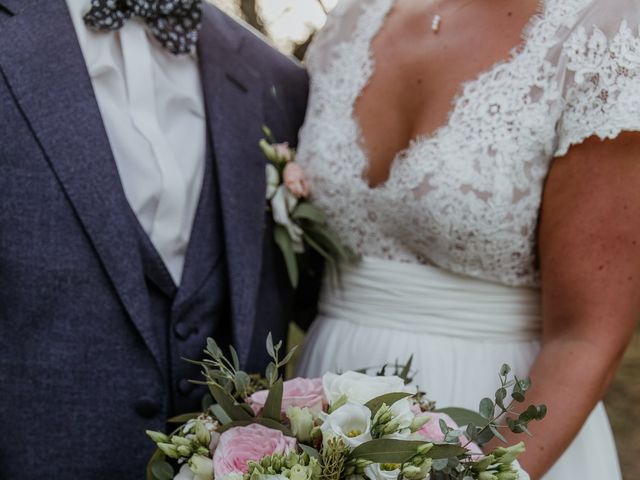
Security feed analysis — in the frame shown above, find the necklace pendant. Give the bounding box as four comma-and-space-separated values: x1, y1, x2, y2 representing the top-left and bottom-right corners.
431, 14, 442, 33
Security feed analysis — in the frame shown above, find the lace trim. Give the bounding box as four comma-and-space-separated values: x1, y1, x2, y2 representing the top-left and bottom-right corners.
297, 0, 640, 287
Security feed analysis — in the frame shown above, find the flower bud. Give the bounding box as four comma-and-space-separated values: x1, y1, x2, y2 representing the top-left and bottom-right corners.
409, 415, 431, 432
157, 442, 180, 459
146, 430, 170, 444
496, 472, 518, 480
189, 454, 214, 480
494, 442, 526, 466
479, 472, 498, 480
177, 445, 192, 457
172, 435, 192, 447
416, 443, 433, 456
383, 421, 400, 435
195, 421, 211, 446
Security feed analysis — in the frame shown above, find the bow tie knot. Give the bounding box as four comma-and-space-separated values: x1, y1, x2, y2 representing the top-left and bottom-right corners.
84, 0, 203, 55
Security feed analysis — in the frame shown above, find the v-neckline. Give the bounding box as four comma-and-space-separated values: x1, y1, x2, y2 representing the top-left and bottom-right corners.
350, 0, 549, 190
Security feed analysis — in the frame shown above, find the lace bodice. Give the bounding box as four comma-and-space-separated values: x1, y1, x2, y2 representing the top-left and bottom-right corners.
296, 0, 640, 287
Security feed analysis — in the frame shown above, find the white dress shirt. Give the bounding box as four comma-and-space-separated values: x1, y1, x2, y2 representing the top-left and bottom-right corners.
65, 0, 207, 285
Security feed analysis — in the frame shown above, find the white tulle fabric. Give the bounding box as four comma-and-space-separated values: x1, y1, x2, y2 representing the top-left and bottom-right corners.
297, 259, 622, 478
297, 0, 638, 478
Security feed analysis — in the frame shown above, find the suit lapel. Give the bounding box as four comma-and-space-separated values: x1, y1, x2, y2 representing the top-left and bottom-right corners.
198, 5, 268, 365
0, 0, 163, 370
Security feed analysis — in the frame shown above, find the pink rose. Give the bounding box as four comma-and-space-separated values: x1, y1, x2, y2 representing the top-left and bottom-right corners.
273, 143, 293, 163
415, 412, 482, 454
212, 423, 296, 477
250, 377, 325, 414
283, 163, 310, 199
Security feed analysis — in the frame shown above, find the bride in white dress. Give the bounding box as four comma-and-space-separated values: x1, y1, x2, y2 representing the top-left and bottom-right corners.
295, 0, 640, 478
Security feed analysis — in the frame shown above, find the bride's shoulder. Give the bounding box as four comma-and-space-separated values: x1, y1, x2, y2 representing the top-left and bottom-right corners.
304, 0, 390, 69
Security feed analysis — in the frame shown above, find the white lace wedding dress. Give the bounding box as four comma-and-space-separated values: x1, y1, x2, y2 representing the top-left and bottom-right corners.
295, 0, 640, 477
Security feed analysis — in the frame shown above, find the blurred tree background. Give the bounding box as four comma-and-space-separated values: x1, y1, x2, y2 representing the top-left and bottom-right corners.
211, 0, 331, 59
210, 1, 638, 477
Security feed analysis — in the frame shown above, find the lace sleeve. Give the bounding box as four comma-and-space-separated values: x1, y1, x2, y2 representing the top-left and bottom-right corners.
554, 0, 640, 157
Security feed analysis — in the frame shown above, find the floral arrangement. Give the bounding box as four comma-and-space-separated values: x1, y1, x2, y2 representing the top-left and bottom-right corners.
146, 335, 546, 480
260, 127, 356, 288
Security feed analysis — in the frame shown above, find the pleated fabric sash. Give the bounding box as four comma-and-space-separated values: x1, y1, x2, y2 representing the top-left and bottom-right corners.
319, 257, 542, 341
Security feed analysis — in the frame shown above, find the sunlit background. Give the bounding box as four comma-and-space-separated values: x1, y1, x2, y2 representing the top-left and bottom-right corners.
209, 1, 639, 476
211, 0, 336, 56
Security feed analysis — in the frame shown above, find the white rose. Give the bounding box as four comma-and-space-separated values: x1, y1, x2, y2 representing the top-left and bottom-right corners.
322, 371, 411, 405
217, 474, 244, 480
265, 164, 280, 200
270, 185, 303, 252
320, 403, 373, 448
287, 406, 315, 443
364, 464, 401, 480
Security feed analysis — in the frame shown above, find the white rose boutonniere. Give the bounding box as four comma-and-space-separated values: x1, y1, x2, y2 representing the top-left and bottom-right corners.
260, 126, 358, 288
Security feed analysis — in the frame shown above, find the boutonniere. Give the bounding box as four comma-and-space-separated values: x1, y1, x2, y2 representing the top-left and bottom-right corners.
260, 126, 356, 288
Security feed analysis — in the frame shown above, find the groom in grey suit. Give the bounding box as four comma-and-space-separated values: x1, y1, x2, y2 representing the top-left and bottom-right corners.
0, 1, 314, 478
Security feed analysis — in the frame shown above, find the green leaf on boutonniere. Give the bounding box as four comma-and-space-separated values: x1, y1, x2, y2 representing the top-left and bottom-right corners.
292, 202, 327, 224
262, 378, 284, 422
365, 392, 413, 416
274, 225, 299, 288
208, 383, 254, 421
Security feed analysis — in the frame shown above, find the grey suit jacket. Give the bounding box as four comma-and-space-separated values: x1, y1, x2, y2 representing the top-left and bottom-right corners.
0, 1, 313, 478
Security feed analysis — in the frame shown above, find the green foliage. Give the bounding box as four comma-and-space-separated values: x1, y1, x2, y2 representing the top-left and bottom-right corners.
320, 437, 350, 480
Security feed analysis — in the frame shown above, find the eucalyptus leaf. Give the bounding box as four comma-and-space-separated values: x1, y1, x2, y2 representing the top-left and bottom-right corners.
208, 384, 253, 421
479, 398, 495, 420
146, 450, 164, 480
150, 460, 174, 480
266, 333, 275, 359
424, 443, 468, 460
489, 424, 507, 444
167, 412, 200, 424
435, 408, 488, 430
274, 225, 299, 288
300, 444, 321, 460
500, 364, 512, 377
263, 378, 284, 422
349, 439, 428, 463
292, 202, 327, 223
280, 345, 298, 366
255, 417, 293, 436
210, 404, 233, 425
495, 388, 507, 409
399, 355, 414, 384
230, 345, 240, 370
365, 392, 413, 416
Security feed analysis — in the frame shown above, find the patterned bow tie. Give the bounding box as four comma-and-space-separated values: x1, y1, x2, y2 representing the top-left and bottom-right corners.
83, 0, 203, 55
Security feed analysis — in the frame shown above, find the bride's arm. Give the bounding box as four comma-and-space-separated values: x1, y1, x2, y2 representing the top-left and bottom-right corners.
489, 132, 640, 479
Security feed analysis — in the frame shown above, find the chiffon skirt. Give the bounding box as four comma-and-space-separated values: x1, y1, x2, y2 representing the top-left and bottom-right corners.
296, 257, 621, 479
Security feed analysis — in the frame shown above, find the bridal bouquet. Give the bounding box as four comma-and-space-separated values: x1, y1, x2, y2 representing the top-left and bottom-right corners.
146, 336, 546, 480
